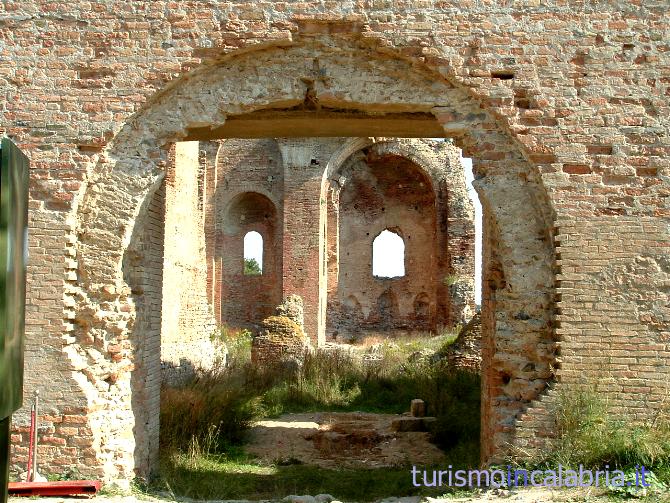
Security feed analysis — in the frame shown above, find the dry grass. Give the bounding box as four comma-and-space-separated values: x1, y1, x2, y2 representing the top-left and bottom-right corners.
160, 328, 479, 445
551, 387, 670, 469
523, 385, 670, 493
157, 327, 481, 500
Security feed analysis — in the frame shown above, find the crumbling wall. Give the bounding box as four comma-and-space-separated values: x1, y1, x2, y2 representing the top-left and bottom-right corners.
5, 36, 555, 479
276, 138, 345, 345
3, 5, 668, 480
161, 142, 220, 385
276, 294, 305, 328
326, 139, 475, 340
444, 312, 482, 372
331, 149, 437, 338
251, 296, 310, 366
214, 139, 284, 330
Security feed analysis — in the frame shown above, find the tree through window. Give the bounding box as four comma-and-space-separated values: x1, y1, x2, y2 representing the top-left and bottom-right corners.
243, 231, 263, 275
372, 229, 405, 278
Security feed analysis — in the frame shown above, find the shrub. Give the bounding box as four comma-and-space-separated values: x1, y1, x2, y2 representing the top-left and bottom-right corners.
160, 365, 262, 455
215, 325, 253, 367
543, 386, 670, 473
160, 331, 481, 466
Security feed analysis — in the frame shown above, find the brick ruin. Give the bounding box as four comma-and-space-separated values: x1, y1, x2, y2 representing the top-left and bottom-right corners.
325, 140, 475, 340
251, 295, 310, 367
2, 1, 669, 485
211, 137, 474, 344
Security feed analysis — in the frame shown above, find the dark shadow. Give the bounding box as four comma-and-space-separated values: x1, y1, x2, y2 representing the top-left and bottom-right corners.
157, 457, 446, 502
123, 179, 166, 480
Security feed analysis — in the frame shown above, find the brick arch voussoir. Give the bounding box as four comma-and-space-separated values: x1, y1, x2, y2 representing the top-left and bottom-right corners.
367, 139, 445, 188
70, 32, 558, 477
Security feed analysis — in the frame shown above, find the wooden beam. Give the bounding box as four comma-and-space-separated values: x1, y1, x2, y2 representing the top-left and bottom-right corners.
183, 110, 446, 140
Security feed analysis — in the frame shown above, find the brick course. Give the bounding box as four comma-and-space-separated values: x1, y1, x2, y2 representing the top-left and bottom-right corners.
2, 0, 668, 482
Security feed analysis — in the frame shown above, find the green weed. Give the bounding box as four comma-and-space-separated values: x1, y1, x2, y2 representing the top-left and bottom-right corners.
157, 330, 481, 500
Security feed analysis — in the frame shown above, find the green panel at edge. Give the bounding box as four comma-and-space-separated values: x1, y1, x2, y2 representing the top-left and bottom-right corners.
0, 138, 29, 420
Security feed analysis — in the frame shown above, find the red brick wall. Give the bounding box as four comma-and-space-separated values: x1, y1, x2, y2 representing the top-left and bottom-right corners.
220, 192, 282, 328
326, 139, 475, 339
3, 1, 668, 479
276, 139, 331, 344
330, 151, 439, 337
213, 139, 284, 329
122, 176, 166, 478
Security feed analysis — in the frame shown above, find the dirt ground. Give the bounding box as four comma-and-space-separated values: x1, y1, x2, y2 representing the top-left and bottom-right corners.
10, 414, 660, 503
244, 412, 446, 469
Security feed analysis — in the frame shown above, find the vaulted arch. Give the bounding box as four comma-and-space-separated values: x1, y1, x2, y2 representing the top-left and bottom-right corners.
70, 32, 556, 479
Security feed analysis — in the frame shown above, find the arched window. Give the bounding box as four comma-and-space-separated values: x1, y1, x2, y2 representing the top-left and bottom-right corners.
243, 231, 263, 275
372, 229, 405, 278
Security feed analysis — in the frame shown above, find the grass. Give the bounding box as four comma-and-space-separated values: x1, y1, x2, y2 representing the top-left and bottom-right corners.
156, 327, 481, 501
158, 451, 450, 501
156, 329, 670, 501
523, 385, 670, 498
546, 387, 670, 471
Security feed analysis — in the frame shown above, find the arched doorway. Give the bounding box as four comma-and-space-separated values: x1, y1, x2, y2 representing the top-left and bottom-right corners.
70, 33, 556, 479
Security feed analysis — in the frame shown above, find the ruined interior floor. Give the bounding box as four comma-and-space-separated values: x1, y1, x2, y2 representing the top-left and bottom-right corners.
245, 412, 446, 470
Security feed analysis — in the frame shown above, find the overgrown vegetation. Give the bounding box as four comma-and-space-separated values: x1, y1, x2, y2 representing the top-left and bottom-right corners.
157, 328, 480, 501
528, 385, 670, 497
159, 453, 441, 502
243, 257, 262, 275
550, 388, 670, 470
155, 333, 670, 501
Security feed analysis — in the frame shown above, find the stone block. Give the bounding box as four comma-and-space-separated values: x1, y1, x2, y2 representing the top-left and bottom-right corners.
410, 399, 426, 418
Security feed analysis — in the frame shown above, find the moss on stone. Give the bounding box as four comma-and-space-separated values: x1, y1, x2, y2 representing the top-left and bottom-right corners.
259, 315, 306, 342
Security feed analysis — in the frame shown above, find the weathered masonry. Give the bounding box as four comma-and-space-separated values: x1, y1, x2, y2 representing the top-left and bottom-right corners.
2, 1, 668, 484
211, 138, 475, 343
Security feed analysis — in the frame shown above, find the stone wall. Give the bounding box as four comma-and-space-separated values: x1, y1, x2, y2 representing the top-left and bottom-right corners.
445, 312, 482, 372
161, 142, 220, 385
276, 138, 344, 345
2, 0, 668, 481
208, 137, 474, 343
214, 139, 284, 330
327, 139, 475, 340
251, 295, 310, 366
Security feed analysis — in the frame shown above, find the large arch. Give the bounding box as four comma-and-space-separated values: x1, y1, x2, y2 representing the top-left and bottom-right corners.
69, 32, 556, 479
322, 138, 475, 339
